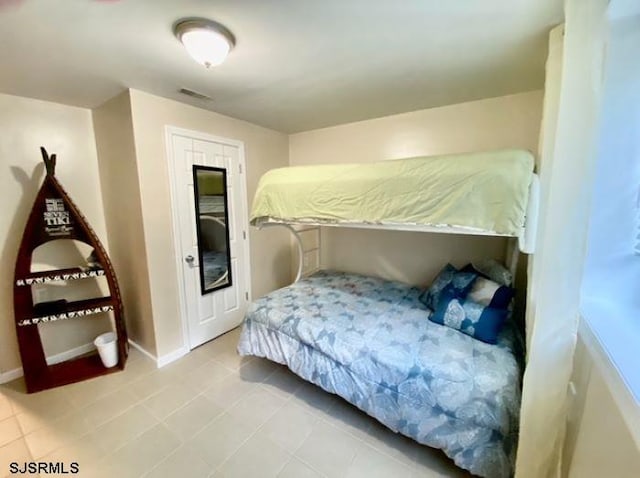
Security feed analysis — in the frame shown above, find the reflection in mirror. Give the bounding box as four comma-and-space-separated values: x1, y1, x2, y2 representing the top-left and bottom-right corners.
193, 166, 232, 294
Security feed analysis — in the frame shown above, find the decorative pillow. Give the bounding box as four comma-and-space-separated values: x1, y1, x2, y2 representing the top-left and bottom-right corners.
472, 259, 512, 286
466, 276, 514, 309
430, 293, 509, 344
419, 264, 477, 311
442, 271, 477, 298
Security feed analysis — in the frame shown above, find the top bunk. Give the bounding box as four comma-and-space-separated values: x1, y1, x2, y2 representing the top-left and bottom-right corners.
250, 149, 539, 254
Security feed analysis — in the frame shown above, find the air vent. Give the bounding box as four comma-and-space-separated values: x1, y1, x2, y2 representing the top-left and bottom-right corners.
178, 88, 213, 101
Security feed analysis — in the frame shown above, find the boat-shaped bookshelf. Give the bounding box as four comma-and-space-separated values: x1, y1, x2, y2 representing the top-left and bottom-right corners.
13, 147, 128, 393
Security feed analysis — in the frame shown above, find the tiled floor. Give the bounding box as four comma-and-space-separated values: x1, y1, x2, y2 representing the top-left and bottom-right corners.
0, 327, 472, 478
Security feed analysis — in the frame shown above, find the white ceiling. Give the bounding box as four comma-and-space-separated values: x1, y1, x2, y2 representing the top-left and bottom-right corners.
0, 0, 563, 133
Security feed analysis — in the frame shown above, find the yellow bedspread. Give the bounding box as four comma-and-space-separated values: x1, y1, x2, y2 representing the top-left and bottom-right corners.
250, 149, 534, 236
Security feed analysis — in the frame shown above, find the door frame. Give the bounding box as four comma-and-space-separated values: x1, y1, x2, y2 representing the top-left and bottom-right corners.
165, 125, 252, 351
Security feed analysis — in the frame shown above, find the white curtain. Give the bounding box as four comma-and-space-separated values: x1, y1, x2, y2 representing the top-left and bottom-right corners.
515, 1, 609, 477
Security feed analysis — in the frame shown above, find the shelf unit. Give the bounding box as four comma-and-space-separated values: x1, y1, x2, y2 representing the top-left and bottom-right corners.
16, 267, 106, 286
17, 296, 116, 327
13, 148, 128, 393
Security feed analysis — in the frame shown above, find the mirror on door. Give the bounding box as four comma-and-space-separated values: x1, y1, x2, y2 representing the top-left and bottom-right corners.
193, 165, 232, 294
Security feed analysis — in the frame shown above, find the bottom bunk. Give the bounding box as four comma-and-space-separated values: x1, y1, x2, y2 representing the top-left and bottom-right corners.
237, 270, 522, 478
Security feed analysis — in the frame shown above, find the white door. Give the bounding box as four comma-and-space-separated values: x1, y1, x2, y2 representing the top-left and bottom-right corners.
167, 128, 251, 349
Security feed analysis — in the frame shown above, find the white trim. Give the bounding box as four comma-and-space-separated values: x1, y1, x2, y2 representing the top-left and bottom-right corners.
46, 342, 95, 365
0, 341, 96, 384
164, 125, 253, 352
165, 126, 246, 150
0, 340, 187, 384
127, 339, 186, 368
127, 339, 157, 362
156, 345, 189, 368
578, 318, 640, 449
237, 140, 253, 304
164, 127, 193, 354
0, 367, 23, 384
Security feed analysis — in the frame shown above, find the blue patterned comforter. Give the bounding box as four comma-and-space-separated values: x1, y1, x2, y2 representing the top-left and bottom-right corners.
237, 270, 521, 477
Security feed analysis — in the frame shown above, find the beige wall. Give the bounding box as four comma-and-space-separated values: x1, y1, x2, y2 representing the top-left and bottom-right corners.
127, 89, 291, 358
0, 88, 292, 369
564, 332, 640, 477
93, 91, 157, 355
0, 93, 111, 374
289, 91, 543, 286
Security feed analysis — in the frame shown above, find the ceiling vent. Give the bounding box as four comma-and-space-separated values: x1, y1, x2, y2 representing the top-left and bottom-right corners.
178, 88, 213, 101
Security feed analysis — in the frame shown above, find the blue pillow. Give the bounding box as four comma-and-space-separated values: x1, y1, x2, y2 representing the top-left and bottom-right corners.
430, 293, 509, 344
419, 264, 477, 311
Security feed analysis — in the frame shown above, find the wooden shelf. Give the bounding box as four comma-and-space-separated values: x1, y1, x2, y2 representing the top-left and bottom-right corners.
26, 352, 123, 393
13, 147, 128, 393
16, 267, 105, 286
18, 296, 115, 326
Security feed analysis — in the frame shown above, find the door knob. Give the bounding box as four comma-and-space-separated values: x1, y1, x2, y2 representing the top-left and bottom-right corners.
185, 255, 195, 264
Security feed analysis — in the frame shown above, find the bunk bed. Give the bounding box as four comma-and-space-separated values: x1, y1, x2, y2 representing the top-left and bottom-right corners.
237, 149, 539, 478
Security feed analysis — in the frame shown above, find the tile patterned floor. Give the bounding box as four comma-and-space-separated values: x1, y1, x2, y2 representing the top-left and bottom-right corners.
0, 327, 473, 478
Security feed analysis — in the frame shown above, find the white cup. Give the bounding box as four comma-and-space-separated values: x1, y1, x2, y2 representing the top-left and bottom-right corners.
94, 332, 118, 368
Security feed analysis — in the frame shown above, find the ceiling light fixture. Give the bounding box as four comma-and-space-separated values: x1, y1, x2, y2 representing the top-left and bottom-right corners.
174, 18, 235, 68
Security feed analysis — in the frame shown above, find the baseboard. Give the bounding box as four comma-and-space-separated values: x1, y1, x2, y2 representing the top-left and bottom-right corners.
0, 367, 23, 385
127, 339, 187, 368
156, 345, 189, 368
46, 342, 95, 365
0, 341, 95, 385
0, 341, 189, 384
127, 339, 157, 362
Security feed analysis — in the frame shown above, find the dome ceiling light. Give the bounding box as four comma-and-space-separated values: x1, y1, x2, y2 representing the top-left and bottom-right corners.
174, 18, 235, 68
